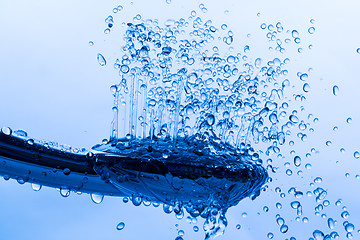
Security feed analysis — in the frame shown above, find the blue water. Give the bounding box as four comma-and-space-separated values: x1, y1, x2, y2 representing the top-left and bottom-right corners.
1, 1, 360, 240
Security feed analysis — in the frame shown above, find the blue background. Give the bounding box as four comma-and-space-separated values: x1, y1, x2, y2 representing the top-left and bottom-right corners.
1, 0, 360, 239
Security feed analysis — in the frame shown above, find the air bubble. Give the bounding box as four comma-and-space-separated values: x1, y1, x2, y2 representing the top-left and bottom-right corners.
332, 85, 339, 96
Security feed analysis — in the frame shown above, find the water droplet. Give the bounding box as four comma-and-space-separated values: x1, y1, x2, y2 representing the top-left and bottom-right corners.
276, 202, 282, 209
290, 201, 300, 209
292, 30, 299, 38
328, 218, 335, 229
300, 73, 308, 81
289, 115, 299, 123
131, 194, 142, 206
31, 183, 42, 191
116, 222, 125, 231
17, 178, 27, 184
60, 187, 70, 197
63, 168, 71, 175
280, 225, 288, 233
341, 211, 350, 219
1, 127, 12, 135
303, 83, 310, 92
97, 53, 106, 66
345, 222, 354, 232
313, 230, 324, 240
333, 85, 339, 96
206, 114, 215, 126
314, 178, 323, 185
91, 193, 104, 204
308, 27, 315, 34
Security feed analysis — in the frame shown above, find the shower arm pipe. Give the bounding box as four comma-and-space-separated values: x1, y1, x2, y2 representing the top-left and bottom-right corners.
0, 132, 124, 196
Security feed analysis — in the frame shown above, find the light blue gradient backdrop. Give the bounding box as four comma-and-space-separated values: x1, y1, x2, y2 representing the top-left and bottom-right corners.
1, 0, 360, 239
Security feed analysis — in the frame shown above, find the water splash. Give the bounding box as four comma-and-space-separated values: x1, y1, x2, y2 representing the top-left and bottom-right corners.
90, 4, 360, 239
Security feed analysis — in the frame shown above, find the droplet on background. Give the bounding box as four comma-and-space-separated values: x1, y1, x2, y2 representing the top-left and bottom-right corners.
116, 222, 125, 230
303, 83, 310, 92
97, 53, 107, 66
308, 27, 315, 34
